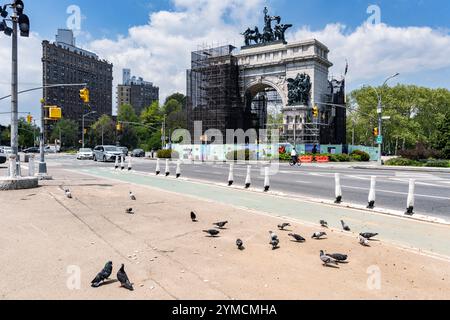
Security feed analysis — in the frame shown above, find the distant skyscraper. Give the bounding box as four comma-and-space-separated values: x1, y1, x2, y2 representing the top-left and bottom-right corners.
117, 69, 159, 116
42, 29, 113, 139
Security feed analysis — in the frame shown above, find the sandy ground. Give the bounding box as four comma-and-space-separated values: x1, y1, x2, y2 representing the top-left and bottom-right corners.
0, 168, 449, 300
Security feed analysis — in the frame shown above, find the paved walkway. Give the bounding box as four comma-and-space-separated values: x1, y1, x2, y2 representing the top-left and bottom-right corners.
79, 167, 450, 259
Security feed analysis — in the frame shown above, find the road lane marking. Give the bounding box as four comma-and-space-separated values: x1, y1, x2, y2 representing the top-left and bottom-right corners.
341, 185, 450, 200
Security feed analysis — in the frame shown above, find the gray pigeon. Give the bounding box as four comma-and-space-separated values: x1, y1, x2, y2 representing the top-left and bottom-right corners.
270, 238, 280, 250
203, 229, 220, 237
269, 231, 278, 241
278, 223, 291, 231
65, 189, 72, 199
213, 221, 228, 229
236, 239, 244, 250
360, 232, 378, 240
359, 235, 370, 247
125, 208, 134, 214
288, 233, 306, 242
91, 261, 113, 288
341, 220, 351, 231
129, 192, 136, 201
117, 264, 133, 291
312, 232, 327, 239
320, 220, 328, 228
326, 253, 348, 262
190, 211, 197, 222
320, 250, 338, 266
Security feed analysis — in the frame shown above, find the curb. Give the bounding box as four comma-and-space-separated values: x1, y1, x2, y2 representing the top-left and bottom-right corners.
0, 176, 39, 191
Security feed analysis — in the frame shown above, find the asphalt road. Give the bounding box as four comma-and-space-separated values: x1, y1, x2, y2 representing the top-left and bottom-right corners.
20, 154, 450, 219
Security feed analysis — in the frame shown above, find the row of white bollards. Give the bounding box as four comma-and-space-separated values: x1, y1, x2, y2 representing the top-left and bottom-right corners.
334, 173, 416, 215
227, 164, 270, 192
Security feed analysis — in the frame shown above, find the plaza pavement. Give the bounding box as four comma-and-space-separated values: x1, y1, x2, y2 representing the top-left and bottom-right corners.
0, 167, 449, 300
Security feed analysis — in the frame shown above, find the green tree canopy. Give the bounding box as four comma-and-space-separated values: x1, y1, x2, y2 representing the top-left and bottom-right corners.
117, 104, 139, 123
50, 119, 79, 148
90, 115, 116, 146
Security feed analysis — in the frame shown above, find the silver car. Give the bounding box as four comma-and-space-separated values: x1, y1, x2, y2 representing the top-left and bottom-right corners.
76, 148, 94, 160
93, 145, 123, 162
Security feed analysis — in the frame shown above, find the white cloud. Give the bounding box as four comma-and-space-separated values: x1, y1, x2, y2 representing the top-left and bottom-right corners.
1, 1, 450, 126
290, 23, 450, 86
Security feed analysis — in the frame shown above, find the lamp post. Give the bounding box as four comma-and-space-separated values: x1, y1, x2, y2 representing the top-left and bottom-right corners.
82, 111, 97, 148
372, 73, 400, 166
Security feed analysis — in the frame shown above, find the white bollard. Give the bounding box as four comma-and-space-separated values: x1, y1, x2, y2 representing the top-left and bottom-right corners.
120, 156, 125, 170
165, 159, 170, 177
114, 156, 119, 170
264, 167, 270, 192
127, 157, 132, 171
9, 156, 17, 178
156, 159, 161, 175
245, 165, 252, 189
405, 179, 416, 216
176, 160, 181, 178
367, 176, 376, 209
28, 155, 35, 177
228, 163, 234, 186
334, 173, 342, 203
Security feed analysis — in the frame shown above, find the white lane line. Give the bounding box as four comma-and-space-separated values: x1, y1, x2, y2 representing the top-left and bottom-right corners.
296, 181, 313, 184
341, 185, 450, 200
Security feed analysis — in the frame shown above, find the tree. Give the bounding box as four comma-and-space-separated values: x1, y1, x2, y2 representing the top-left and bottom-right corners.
164, 98, 187, 130
50, 119, 79, 148
164, 92, 186, 107
90, 115, 116, 146
433, 113, 450, 159
117, 104, 139, 123
141, 101, 163, 126
118, 125, 139, 150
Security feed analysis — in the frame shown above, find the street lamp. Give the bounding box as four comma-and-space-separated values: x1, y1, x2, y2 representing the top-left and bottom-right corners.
372, 73, 400, 166
82, 111, 97, 148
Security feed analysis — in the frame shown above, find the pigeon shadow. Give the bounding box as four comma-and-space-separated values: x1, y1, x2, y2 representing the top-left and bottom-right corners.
290, 240, 306, 243
93, 279, 119, 288
271, 246, 280, 251
206, 235, 220, 238
312, 238, 328, 241
337, 261, 350, 265
324, 264, 340, 269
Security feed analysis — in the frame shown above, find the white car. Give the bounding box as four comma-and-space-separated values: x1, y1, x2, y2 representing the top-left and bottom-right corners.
77, 148, 94, 160
0, 150, 6, 164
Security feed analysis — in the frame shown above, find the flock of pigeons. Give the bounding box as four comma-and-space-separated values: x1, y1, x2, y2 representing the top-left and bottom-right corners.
62, 186, 379, 291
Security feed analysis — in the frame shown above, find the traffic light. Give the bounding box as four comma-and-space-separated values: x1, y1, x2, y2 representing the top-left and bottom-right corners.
313, 105, 319, 118
79, 88, 90, 103
26, 114, 32, 124
18, 13, 30, 37
14, 0, 24, 15
373, 127, 379, 136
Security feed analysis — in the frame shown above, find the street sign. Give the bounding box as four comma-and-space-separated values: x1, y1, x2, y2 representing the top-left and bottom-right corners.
382, 116, 391, 120
376, 135, 383, 144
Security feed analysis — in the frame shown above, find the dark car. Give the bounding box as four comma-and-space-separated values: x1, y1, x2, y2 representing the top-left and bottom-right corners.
23, 147, 40, 154
131, 149, 145, 157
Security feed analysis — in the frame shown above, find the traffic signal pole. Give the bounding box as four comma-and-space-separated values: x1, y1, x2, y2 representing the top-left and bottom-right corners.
10, 11, 18, 164
38, 98, 47, 177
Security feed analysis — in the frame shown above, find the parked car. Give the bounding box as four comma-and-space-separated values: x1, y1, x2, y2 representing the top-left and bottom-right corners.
117, 146, 129, 157
76, 148, 94, 160
23, 147, 40, 154
44, 145, 59, 153
131, 149, 145, 157
0, 150, 6, 164
92, 145, 123, 162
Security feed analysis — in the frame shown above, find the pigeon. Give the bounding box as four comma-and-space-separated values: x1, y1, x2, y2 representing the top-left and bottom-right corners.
359, 235, 370, 247
360, 232, 378, 240
270, 238, 280, 250
311, 232, 327, 239
129, 192, 136, 201
288, 233, 306, 242
341, 220, 351, 231
65, 189, 72, 199
91, 261, 113, 288
278, 223, 291, 231
203, 229, 220, 237
190, 211, 197, 222
236, 239, 244, 250
320, 220, 328, 228
320, 250, 338, 266
269, 231, 278, 241
125, 208, 134, 214
213, 221, 228, 229
117, 264, 134, 291
326, 253, 348, 262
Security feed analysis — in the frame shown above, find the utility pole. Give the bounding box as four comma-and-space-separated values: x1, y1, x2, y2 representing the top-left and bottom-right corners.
10, 9, 18, 161
38, 98, 47, 177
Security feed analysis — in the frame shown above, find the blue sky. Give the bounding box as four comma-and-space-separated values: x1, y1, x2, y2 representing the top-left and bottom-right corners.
26, 0, 450, 41
1, 0, 450, 125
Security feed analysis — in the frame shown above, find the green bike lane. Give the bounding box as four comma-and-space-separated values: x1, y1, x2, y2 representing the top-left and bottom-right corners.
76, 167, 450, 259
